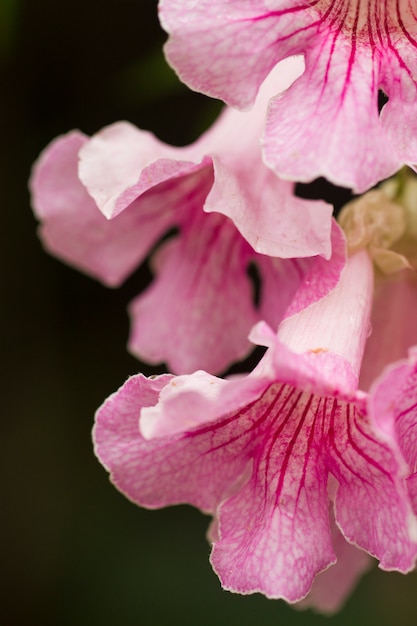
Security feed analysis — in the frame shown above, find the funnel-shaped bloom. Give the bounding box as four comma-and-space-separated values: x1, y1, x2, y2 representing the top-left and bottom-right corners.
94, 250, 417, 604
160, 0, 417, 192
30, 57, 334, 375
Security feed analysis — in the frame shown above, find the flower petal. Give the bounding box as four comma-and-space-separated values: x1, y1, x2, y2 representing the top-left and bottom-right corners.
78, 121, 208, 219
263, 40, 400, 192
211, 387, 335, 602
30, 131, 171, 287
160, 0, 303, 109
94, 373, 268, 513
128, 211, 259, 375
206, 152, 332, 259
330, 400, 417, 572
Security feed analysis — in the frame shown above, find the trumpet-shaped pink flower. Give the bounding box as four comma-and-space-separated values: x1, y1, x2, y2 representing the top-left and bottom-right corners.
160, 0, 417, 192
94, 250, 417, 604
30, 58, 335, 375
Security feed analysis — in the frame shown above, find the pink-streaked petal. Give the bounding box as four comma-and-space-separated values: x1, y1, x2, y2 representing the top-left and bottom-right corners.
160, 0, 307, 110
78, 121, 210, 219
161, 1, 417, 190
330, 401, 417, 572
94, 373, 269, 513
360, 271, 417, 390
298, 511, 372, 615
30, 132, 174, 287
128, 212, 258, 375
263, 41, 400, 192
211, 387, 335, 602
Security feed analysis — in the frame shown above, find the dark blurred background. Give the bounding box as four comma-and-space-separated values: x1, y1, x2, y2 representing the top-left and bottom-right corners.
1, 1, 416, 624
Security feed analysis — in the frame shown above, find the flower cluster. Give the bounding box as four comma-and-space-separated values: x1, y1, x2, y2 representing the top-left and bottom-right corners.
30, 0, 417, 615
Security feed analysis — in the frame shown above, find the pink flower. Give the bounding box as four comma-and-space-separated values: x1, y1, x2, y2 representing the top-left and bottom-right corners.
160, 0, 417, 192
30, 57, 335, 375
93, 250, 417, 605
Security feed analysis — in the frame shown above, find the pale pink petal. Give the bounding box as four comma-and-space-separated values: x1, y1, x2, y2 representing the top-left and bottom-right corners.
160, 0, 305, 109
299, 512, 372, 615
206, 152, 332, 259
83, 67, 333, 260
78, 121, 208, 219
94, 233, 417, 603
255, 255, 310, 333
94, 373, 268, 513
191, 56, 306, 154
408, 473, 417, 513
128, 212, 259, 375
277, 250, 373, 391
29, 132, 174, 287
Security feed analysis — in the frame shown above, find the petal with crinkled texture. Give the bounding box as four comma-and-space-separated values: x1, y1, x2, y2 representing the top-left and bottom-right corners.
94, 372, 268, 513
30, 132, 176, 287
78, 121, 209, 219
206, 151, 332, 259
94, 326, 417, 603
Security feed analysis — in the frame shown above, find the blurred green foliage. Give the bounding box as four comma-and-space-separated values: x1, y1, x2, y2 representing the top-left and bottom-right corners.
0, 0, 20, 61
1, 2, 417, 625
